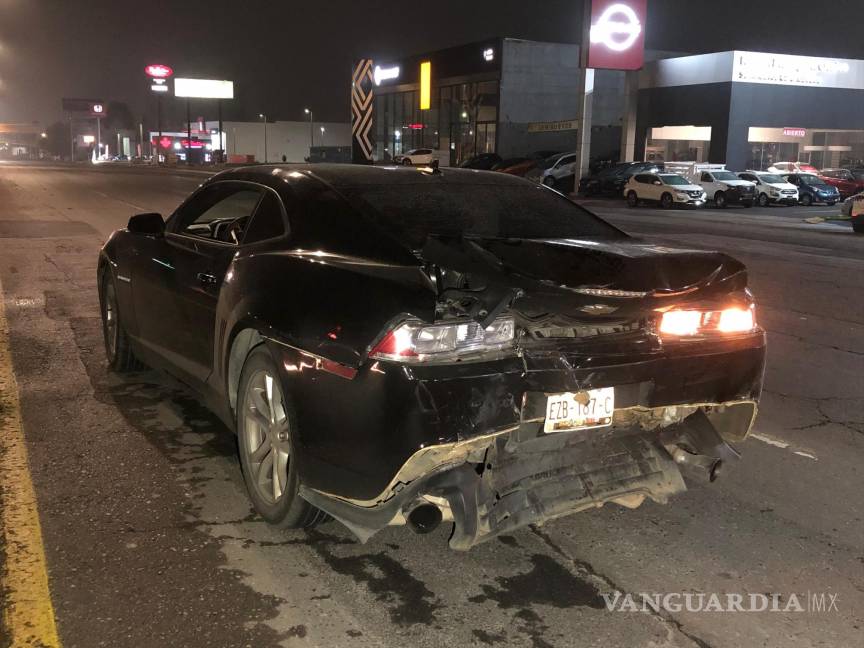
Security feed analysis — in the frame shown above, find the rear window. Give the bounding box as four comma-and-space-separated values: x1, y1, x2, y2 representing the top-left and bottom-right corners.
339, 182, 624, 248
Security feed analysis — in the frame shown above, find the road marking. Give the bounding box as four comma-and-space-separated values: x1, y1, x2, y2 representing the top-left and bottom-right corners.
750, 432, 818, 461
0, 280, 62, 647
93, 190, 148, 212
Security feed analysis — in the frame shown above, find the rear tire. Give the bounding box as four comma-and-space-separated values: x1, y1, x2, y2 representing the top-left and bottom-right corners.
626, 190, 639, 207
853, 220, 864, 233
100, 273, 141, 372
236, 346, 326, 529
402, 158, 412, 166
714, 191, 727, 208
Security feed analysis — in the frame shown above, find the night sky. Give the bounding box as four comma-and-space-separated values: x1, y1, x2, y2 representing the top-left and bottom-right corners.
2, 0, 863, 129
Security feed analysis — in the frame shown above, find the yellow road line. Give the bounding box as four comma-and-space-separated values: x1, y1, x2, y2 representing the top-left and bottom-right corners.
0, 280, 61, 647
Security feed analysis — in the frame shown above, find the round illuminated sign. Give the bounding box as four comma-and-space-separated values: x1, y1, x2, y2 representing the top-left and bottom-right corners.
92, 104, 104, 114
145, 64, 174, 79
589, 3, 642, 52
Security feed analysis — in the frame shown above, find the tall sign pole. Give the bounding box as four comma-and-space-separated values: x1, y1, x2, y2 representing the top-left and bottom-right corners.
145, 64, 174, 165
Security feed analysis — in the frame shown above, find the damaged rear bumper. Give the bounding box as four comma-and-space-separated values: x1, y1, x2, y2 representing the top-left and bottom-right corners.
300, 398, 758, 550
291, 332, 766, 549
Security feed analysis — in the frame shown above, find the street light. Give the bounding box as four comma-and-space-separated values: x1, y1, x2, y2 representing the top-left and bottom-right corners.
258, 113, 268, 163
304, 108, 314, 150
320, 126, 325, 146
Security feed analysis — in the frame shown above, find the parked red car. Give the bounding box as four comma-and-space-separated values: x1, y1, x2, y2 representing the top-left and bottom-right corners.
819, 168, 864, 199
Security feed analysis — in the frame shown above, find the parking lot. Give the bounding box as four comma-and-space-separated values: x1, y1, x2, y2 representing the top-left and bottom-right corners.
0, 162, 862, 648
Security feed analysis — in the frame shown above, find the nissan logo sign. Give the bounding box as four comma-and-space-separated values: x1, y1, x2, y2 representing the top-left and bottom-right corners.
586, 0, 647, 70
590, 4, 642, 52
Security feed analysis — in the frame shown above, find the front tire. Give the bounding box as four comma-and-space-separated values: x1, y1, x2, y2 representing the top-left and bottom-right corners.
100, 273, 140, 372
542, 176, 556, 189
853, 220, 864, 233
801, 194, 813, 206
757, 192, 769, 207
660, 192, 674, 209
626, 190, 639, 207
237, 346, 325, 529
714, 191, 727, 208
826, 200, 836, 206
402, 158, 412, 166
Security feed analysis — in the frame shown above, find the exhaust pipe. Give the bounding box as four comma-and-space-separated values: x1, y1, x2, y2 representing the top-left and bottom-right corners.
407, 504, 443, 534
668, 446, 723, 482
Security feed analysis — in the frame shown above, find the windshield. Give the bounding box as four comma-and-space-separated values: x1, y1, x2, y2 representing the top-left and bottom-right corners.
536, 155, 561, 171
340, 183, 625, 247
800, 174, 827, 186
712, 171, 739, 181
659, 174, 690, 186
757, 174, 784, 184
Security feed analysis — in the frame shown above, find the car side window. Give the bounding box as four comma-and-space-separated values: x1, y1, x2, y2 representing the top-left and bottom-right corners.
174, 183, 263, 244
242, 190, 288, 245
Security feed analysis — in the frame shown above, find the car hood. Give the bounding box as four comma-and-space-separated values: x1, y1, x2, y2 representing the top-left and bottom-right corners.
718, 180, 755, 187
666, 183, 704, 192
765, 182, 797, 190
419, 236, 748, 323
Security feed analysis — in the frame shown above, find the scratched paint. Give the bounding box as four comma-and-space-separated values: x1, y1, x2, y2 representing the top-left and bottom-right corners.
0, 280, 62, 647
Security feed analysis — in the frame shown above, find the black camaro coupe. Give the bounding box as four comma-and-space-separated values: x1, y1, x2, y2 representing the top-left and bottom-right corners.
98, 164, 766, 549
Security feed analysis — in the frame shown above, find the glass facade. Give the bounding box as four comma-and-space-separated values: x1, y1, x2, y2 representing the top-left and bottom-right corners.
747, 127, 864, 171
374, 80, 499, 165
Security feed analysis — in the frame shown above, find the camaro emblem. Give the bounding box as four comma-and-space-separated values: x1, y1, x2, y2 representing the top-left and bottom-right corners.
590, 3, 642, 52
579, 303, 619, 315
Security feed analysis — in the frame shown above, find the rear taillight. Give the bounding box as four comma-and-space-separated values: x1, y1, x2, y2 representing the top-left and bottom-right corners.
659, 306, 757, 337
370, 317, 516, 363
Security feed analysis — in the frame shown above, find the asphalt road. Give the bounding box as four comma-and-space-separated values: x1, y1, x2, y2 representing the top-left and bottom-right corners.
0, 162, 861, 648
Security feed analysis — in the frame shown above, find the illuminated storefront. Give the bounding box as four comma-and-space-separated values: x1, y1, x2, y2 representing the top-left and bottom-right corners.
636, 51, 864, 170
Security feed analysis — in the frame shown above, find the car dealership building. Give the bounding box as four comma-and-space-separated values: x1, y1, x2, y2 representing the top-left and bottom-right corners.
352, 37, 864, 175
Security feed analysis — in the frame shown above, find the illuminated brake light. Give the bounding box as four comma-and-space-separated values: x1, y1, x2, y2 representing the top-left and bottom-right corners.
660, 306, 756, 337
717, 307, 755, 333
659, 310, 702, 336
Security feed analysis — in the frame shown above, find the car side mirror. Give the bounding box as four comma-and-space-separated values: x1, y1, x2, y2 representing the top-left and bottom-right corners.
653, 180, 662, 186
127, 212, 164, 236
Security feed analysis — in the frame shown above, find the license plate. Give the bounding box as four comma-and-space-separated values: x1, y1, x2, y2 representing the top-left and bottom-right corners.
544, 388, 615, 433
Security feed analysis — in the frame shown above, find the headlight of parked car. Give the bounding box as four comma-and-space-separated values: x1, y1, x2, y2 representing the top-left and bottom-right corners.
659, 307, 757, 337
370, 316, 516, 362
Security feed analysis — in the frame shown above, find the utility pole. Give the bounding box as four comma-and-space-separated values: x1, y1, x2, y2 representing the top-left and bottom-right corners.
96, 116, 101, 160
69, 115, 74, 162
305, 108, 314, 152
217, 99, 224, 164
259, 113, 268, 163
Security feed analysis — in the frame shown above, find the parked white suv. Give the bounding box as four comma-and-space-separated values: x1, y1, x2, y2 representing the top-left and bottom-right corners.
665, 163, 756, 208
624, 172, 706, 208
526, 151, 579, 188
394, 148, 434, 166
737, 171, 799, 206
767, 161, 819, 175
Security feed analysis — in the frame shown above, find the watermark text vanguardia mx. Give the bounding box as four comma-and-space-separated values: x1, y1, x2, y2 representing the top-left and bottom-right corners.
603, 591, 839, 613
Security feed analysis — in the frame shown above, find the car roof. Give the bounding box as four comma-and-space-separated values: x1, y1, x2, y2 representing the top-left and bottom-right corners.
208, 163, 536, 190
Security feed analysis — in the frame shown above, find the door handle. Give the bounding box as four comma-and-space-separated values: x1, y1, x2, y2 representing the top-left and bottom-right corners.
197, 272, 217, 285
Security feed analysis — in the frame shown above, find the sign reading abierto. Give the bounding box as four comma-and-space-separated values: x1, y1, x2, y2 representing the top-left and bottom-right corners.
586, 0, 647, 70
783, 128, 806, 138
174, 78, 234, 99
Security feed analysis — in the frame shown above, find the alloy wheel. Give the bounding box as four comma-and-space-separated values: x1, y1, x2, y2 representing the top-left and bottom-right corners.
243, 370, 291, 504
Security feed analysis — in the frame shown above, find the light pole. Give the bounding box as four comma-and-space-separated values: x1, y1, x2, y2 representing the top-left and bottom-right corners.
320, 126, 325, 147
304, 108, 314, 152
259, 113, 268, 163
